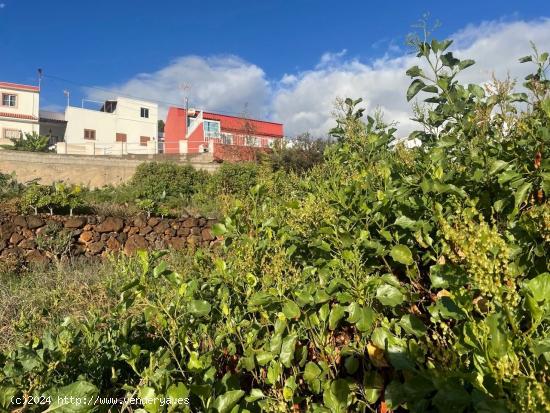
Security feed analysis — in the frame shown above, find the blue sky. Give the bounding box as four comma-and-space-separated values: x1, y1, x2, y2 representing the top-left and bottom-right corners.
1, 0, 549, 135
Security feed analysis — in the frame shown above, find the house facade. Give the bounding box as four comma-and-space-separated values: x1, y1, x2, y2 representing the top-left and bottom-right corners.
0, 82, 40, 146
164, 107, 284, 161
61, 97, 159, 155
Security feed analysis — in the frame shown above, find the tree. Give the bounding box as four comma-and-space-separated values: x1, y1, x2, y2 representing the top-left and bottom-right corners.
2, 132, 51, 152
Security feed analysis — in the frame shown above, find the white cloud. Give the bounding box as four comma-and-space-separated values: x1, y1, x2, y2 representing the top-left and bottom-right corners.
86, 55, 270, 121
273, 18, 550, 137
88, 18, 550, 137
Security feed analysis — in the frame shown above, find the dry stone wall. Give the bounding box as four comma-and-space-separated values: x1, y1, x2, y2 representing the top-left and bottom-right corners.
0, 214, 218, 264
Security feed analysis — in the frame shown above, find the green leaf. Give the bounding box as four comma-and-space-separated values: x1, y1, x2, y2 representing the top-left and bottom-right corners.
514, 182, 532, 209
458, 59, 475, 70
525, 273, 550, 303
245, 389, 266, 403
248, 292, 275, 308
188, 300, 211, 317
489, 160, 509, 175
167, 382, 189, 400
212, 390, 245, 413
329, 305, 346, 330
423, 85, 439, 93
441, 52, 460, 67
399, 314, 427, 337
0, 387, 17, 409
266, 360, 281, 384
431, 39, 453, 52
394, 215, 418, 230
430, 297, 465, 320
280, 334, 297, 367
432, 382, 470, 411
407, 79, 426, 101
347, 303, 376, 332
211, 223, 227, 236
406, 65, 423, 77
519, 55, 532, 63
304, 361, 322, 381
468, 84, 485, 98
282, 300, 301, 319
390, 244, 414, 265
256, 351, 273, 366
44, 381, 99, 413
323, 379, 349, 413
376, 285, 405, 307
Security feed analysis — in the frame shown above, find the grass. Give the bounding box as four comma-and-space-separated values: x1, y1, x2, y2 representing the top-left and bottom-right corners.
0, 250, 195, 352
0, 257, 128, 351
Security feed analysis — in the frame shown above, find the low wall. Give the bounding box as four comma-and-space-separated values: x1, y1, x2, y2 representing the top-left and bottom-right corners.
0, 214, 219, 265
212, 142, 272, 162
0, 150, 219, 187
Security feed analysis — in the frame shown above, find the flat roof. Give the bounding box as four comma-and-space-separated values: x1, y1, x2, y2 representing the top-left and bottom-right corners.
0, 82, 40, 92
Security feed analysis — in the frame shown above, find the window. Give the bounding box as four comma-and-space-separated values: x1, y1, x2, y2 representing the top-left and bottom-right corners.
140, 136, 150, 146
3, 129, 21, 140
221, 133, 233, 145
2, 94, 17, 107
140, 107, 149, 118
84, 129, 96, 140
203, 120, 220, 139
245, 136, 259, 147
116, 133, 127, 142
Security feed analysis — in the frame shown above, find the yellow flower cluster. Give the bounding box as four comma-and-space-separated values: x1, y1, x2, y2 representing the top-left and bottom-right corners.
440, 209, 519, 307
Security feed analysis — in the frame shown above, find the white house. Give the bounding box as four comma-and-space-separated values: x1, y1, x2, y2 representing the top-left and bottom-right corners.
60, 97, 159, 155
0, 82, 40, 146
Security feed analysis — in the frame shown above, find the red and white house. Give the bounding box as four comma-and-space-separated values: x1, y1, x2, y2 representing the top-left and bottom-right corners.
164, 107, 284, 161
0, 82, 40, 146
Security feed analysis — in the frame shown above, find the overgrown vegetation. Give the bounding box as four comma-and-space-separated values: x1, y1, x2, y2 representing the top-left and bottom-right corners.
0, 132, 51, 152
0, 37, 549, 412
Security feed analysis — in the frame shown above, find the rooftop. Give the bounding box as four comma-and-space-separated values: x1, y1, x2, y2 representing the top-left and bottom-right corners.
0, 81, 40, 92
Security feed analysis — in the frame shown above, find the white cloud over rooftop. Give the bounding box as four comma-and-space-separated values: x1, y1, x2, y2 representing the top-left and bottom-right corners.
88, 18, 550, 137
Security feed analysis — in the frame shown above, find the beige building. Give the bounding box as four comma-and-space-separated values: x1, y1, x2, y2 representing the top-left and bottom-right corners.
60, 97, 159, 155
0, 82, 40, 146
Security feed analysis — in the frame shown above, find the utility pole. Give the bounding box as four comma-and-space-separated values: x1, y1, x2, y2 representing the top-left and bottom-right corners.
37, 68, 43, 90
64, 90, 70, 108
179, 83, 191, 126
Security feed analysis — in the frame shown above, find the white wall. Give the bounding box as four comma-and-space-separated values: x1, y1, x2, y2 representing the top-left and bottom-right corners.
0, 86, 40, 146
0, 119, 39, 146
63, 97, 158, 155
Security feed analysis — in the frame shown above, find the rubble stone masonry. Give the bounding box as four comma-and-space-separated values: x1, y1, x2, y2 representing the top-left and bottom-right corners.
0, 214, 219, 264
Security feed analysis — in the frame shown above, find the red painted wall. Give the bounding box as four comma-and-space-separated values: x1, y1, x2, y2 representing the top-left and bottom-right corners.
163, 107, 284, 157
187, 123, 205, 153
164, 107, 187, 154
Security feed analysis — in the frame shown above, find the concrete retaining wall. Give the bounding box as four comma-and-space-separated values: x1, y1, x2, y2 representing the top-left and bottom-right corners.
0, 150, 219, 187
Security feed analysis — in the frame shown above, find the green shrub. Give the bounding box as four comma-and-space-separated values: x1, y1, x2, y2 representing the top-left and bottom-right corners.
207, 162, 259, 196
0, 131, 51, 152
269, 133, 330, 174
130, 161, 208, 202
0, 38, 548, 413
20, 183, 54, 214
20, 182, 83, 215
0, 172, 22, 200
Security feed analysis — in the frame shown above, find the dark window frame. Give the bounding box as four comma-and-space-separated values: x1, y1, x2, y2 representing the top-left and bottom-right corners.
2, 93, 18, 108
84, 129, 96, 140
